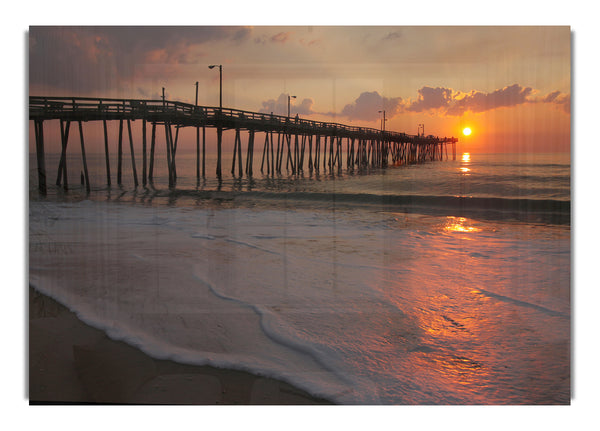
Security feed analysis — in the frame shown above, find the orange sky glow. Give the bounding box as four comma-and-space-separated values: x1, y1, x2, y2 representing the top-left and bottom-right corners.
29, 26, 570, 154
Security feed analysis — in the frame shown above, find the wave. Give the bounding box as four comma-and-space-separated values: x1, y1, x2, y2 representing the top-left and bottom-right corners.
156, 189, 570, 224
473, 288, 568, 319
34, 179, 570, 225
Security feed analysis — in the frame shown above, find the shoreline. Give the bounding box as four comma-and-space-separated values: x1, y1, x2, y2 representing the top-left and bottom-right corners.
28, 286, 333, 405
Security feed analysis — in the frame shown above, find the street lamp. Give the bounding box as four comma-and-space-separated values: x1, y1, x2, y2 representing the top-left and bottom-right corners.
288, 95, 296, 118
378, 110, 387, 132
208, 64, 222, 109
418, 123, 425, 137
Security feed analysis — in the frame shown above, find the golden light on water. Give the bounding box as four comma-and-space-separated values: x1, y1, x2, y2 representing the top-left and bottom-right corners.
460, 153, 471, 174
444, 216, 481, 233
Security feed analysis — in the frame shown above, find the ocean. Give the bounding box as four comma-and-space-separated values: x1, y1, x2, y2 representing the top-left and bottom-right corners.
28, 148, 570, 404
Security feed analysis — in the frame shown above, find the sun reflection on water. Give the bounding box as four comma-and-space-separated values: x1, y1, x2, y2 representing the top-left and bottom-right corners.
444, 216, 481, 233
460, 152, 471, 175
407, 291, 494, 401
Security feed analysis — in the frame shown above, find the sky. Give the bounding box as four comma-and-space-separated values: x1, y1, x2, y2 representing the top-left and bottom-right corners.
29, 25, 571, 153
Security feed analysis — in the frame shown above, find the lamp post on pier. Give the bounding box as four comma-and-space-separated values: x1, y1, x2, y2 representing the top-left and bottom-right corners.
208, 64, 222, 110
288, 94, 296, 118
378, 110, 387, 132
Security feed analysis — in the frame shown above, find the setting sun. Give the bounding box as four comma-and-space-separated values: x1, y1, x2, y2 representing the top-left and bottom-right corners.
462, 127, 472, 136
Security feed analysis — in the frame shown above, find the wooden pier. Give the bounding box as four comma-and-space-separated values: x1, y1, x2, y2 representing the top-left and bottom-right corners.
29, 96, 458, 194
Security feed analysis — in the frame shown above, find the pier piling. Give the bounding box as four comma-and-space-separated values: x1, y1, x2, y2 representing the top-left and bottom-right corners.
77, 121, 90, 193
103, 120, 111, 186
34, 120, 47, 194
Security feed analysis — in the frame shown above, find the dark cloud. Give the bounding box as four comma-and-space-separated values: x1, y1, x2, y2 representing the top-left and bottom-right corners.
341, 91, 403, 122
541, 90, 561, 103
400, 84, 568, 116
405, 86, 454, 113
270, 32, 291, 43
259, 93, 314, 116
254, 31, 293, 45
539, 90, 570, 113
446, 84, 534, 116
29, 26, 252, 94
382, 31, 402, 41
29, 27, 119, 94
299, 38, 321, 47
553, 94, 570, 113
337, 85, 570, 121
136, 87, 164, 100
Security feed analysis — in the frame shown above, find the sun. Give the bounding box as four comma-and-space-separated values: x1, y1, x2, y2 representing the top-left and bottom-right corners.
462, 127, 472, 136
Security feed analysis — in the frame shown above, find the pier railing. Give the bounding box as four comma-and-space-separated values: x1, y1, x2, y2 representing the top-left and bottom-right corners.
30, 96, 426, 141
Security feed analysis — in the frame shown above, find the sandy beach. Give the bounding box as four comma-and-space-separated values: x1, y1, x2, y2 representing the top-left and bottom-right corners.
28, 286, 333, 405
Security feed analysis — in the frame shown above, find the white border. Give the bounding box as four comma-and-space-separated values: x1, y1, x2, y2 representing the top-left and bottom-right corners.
6, 1, 598, 429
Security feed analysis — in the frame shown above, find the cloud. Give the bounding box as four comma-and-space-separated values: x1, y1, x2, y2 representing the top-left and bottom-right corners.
296, 98, 314, 115
382, 31, 402, 41
270, 32, 291, 43
445, 84, 534, 116
29, 26, 253, 94
341, 91, 403, 122
259, 93, 314, 116
538, 90, 570, 113
300, 38, 321, 47
29, 27, 119, 94
254, 31, 293, 45
401, 84, 570, 116
405, 86, 454, 113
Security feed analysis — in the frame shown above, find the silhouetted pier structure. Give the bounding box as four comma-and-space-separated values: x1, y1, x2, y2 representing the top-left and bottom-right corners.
30, 96, 458, 194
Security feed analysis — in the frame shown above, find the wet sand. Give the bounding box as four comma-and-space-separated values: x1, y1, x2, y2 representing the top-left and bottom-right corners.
28, 287, 333, 405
